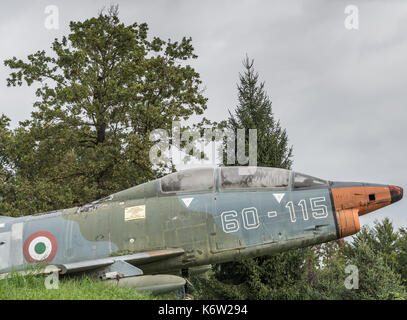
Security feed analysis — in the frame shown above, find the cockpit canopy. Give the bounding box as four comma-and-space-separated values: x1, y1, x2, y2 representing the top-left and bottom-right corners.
160, 167, 328, 193
220, 167, 290, 189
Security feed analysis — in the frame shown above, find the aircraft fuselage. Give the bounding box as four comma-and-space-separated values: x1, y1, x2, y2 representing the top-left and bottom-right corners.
0, 167, 403, 277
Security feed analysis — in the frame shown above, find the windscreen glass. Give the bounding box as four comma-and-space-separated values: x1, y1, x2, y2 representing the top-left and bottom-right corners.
221, 167, 290, 189
293, 172, 328, 189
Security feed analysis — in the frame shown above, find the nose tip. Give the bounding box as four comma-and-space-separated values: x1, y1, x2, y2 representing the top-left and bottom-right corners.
389, 186, 403, 203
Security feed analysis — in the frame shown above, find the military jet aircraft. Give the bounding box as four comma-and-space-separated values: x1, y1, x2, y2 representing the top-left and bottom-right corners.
0, 166, 403, 293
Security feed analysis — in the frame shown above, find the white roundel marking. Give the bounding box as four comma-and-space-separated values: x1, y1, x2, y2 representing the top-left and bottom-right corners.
28, 236, 52, 261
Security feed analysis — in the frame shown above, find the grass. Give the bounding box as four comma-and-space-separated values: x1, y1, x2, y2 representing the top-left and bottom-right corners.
0, 271, 162, 300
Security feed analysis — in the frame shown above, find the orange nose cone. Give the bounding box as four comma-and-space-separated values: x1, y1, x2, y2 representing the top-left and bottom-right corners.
389, 186, 403, 203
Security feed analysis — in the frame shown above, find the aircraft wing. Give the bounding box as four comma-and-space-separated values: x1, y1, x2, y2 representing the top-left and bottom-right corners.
57, 248, 185, 275
0, 216, 15, 225
0, 248, 186, 293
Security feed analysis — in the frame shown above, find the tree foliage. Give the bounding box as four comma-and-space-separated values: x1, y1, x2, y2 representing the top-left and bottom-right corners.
1, 6, 207, 215
395, 227, 407, 286
350, 217, 399, 269
309, 220, 406, 300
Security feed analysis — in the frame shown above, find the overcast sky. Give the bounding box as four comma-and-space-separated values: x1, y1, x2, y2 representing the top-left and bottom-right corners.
0, 0, 406, 228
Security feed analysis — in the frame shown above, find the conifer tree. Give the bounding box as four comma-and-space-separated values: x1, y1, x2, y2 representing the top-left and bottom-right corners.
224, 56, 292, 168
193, 57, 311, 300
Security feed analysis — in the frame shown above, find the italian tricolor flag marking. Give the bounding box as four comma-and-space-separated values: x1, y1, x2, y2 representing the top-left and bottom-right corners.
23, 231, 57, 263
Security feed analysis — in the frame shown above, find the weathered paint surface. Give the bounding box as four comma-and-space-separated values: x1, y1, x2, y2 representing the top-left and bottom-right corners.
0, 167, 403, 280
